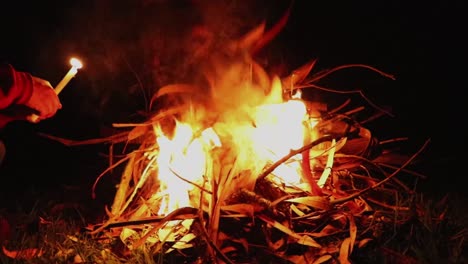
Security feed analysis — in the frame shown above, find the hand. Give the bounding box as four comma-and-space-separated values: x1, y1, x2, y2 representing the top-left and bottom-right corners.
24, 77, 62, 121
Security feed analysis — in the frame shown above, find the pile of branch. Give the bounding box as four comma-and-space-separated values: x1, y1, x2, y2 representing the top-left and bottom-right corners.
82, 102, 427, 263
43, 19, 428, 263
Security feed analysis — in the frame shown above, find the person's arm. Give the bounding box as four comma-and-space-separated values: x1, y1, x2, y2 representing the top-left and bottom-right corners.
0, 63, 34, 110
0, 63, 61, 128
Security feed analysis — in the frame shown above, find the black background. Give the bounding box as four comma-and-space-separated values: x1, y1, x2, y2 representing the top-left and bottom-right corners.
0, 0, 465, 209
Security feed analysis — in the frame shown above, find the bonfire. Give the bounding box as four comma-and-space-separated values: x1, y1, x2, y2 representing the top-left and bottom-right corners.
21, 10, 431, 263
61, 16, 429, 263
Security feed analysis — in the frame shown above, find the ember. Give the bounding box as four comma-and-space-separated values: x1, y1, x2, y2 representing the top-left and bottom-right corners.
83, 15, 428, 264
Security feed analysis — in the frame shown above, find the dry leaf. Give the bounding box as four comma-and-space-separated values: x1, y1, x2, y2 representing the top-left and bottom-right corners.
309, 224, 342, 238
155, 84, 198, 98
127, 125, 149, 142
2, 246, 43, 260
258, 215, 321, 248
312, 254, 333, 264
358, 238, 373, 248
221, 203, 255, 217
285, 196, 330, 210
338, 237, 352, 264
282, 59, 317, 91
348, 214, 357, 253
74, 254, 84, 263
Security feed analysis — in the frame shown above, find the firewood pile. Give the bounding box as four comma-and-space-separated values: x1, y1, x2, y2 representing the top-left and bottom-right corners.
68, 19, 429, 263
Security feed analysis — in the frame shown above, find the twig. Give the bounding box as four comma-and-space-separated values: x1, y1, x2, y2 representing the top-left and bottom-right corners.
297, 83, 394, 118
366, 197, 410, 211
123, 56, 149, 113
92, 154, 133, 199
331, 139, 430, 205
132, 207, 199, 249
329, 99, 351, 114
343, 106, 365, 116
360, 111, 386, 124
377, 163, 427, 179
305, 64, 395, 84
195, 219, 235, 264
169, 167, 213, 194
37, 131, 130, 146
89, 211, 199, 231
379, 138, 409, 145
257, 134, 347, 182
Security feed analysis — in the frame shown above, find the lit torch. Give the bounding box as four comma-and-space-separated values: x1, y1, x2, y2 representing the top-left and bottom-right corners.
54, 57, 83, 94
28, 57, 83, 123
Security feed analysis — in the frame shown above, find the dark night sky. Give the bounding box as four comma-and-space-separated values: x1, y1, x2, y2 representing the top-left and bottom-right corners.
0, 1, 465, 206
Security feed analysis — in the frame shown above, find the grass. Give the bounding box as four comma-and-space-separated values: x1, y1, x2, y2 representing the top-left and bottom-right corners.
0, 185, 466, 263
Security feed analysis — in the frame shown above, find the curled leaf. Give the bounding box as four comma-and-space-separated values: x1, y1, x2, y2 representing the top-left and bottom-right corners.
286, 196, 330, 210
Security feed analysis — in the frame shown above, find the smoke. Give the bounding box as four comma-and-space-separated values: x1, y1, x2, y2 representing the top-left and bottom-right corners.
29, 0, 291, 129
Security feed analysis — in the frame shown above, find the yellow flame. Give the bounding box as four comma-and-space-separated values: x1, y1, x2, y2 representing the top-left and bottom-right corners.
150, 69, 320, 214
155, 122, 220, 215
251, 99, 307, 184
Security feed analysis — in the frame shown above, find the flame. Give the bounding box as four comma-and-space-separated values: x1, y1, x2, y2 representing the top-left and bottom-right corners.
250, 99, 307, 184
70, 58, 83, 70
155, 122, 220, 215
149, 71, 321, 215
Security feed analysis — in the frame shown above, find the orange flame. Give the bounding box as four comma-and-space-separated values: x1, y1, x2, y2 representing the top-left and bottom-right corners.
149, 74, 321, 215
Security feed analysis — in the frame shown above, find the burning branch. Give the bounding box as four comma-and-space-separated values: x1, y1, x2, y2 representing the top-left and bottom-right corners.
256, 133, 347, 182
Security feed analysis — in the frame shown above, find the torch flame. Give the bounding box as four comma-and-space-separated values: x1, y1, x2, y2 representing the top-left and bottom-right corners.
70, 58, 83, 69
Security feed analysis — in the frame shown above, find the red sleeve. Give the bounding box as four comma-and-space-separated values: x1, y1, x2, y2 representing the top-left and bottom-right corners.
0, 63, 34, 110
